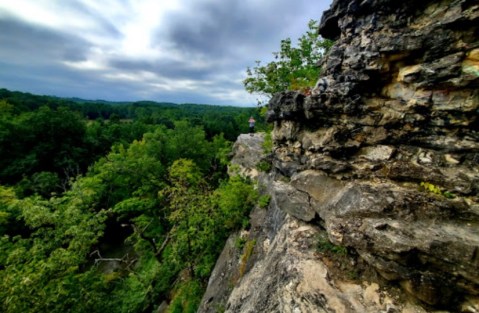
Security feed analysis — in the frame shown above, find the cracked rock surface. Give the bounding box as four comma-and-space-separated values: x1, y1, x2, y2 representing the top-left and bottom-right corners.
200, 0, 478, 311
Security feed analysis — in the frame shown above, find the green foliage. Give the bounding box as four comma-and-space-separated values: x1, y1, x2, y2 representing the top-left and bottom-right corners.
164, 121, 211, 171
258, 194, 271, 209
214, 304, 226, 313
91, 138, 165, 208
0, 88, 267, 191
235, 236, 247, 250
243, 20, 333, 102
256, 160, 272, 172
419, 182, 442, 195
348, 270, 360, 281
242, 240, 256, 261
0, 88, 267, 313
106, 255, 162, 313
316, 233, 347, 256
0, 99, 14, 115
161, 160, 214, 277
0, 88, 265, 142
238, 239, 256, 278
262, 131, 273, 154
0, 185, 107, 313
443, 191, 456, 199
259, 105, 268, 119
419, 182, 456, 199
15, 171, 61, 197
168, 280, 203, 313
0, 106, 89, 186
213, 175, 258, 231
211, 134, 233, 168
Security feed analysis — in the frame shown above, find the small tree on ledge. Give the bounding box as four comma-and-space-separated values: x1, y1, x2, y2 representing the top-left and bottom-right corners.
243, 19, 333, 105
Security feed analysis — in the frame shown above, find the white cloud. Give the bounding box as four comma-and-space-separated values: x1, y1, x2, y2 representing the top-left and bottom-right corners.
0, 0, 97, 33
63, 59, 107, 71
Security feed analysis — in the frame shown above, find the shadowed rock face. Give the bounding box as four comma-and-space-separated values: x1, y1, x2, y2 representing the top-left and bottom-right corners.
199, 0, 478, 312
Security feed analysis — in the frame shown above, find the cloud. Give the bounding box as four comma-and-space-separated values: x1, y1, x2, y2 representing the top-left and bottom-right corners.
0, 18, 89, 64
0, 0, 332, 106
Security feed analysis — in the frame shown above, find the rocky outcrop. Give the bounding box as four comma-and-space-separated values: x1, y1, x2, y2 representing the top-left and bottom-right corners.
267, 0, 479, 310
228, 133, 265, 179
200, 135, 421, 313
202, 198, 407, 313
200, 0, 478, 312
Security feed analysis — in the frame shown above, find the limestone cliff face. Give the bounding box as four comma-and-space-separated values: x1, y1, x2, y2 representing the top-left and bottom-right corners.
199, 0, 479, 312
200, 135, 408, 313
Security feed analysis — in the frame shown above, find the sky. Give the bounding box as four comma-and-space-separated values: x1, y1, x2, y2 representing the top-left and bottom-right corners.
0, 0, 332, 106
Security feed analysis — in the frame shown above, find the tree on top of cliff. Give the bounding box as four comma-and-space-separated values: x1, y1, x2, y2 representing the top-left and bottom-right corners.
243, 20, 333, 104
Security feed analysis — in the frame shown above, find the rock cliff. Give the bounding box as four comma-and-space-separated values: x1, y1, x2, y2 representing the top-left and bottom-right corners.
199, 0, 479, 312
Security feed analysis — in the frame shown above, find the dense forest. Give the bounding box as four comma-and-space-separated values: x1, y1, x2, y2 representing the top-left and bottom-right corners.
0, 88, 267, 312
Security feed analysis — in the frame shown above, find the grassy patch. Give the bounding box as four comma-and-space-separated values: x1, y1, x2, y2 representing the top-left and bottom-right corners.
316, 233, 347, 256
258, 194, 271, 209
235, 236, 247, 250
168, 279, 203, 313
238, 239, 256, 278
256, 159, 272, 172
262, 131, 273, 154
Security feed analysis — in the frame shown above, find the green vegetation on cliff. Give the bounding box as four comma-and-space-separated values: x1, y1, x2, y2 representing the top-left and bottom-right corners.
243, 20, 333, 103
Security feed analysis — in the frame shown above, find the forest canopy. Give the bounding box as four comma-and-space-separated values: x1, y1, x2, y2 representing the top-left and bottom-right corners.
0, 88, 264, 313
0, 17, 329, 313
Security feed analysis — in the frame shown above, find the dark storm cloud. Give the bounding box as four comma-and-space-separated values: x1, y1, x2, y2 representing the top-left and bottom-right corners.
108, 58, 212, 80
163, 3, 259, 56
0, 61, 93, 99
162, 0, 322, 60
1, 59, 149, 102
150, 0, 332, 102
0, 18, 89, 63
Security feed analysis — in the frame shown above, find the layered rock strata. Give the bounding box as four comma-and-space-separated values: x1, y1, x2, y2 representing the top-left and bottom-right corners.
200, 135, 417, 313
266, 0, 479, 309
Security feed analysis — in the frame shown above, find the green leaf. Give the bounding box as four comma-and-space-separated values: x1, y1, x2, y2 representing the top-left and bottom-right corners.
243, 19, 334, 102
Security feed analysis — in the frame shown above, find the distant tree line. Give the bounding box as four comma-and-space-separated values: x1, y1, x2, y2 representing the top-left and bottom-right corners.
0, 88, 266, 195
0, 88, 266, 141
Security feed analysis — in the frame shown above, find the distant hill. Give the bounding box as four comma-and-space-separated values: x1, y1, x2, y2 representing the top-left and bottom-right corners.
0, 87, 266, 142
67, 97, 133, 106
